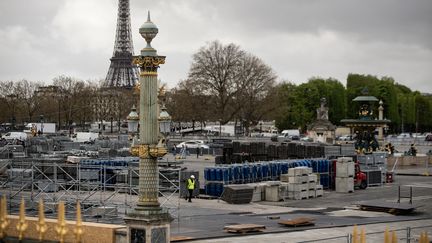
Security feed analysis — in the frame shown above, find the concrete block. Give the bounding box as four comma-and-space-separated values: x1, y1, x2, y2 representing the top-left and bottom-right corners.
315, 184, 323, 190
308, 174, 317, 182
265, 184, 280, 202
288, 167, 311, 176
336, 161, 354, 178
288, 175, 308, 184
251, 191, 262, 202
288, 183, 308, 192
335, 177, 354, 193
309, 190, 316, 198
250, 183, 266, 202
308, 182, 317, 190
315, 188, 323, 197
280, 173, 289, 182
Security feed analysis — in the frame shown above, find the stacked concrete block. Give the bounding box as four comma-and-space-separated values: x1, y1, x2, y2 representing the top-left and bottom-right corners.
279, 167, 322, 200
287, 167, 310, 200
335, 157, 354, 193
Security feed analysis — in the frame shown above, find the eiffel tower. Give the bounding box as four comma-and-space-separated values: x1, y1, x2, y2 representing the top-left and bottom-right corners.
104, 0, 139, 88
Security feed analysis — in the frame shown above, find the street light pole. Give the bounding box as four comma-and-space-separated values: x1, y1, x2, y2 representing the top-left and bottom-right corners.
125, 12, 172, 243
40, 115, 44, 135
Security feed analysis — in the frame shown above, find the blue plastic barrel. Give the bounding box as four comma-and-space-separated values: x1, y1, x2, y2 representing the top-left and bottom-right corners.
209, 168, 216, 181
204, 168, 210, 181
222, 167, 229, 182
216, 183, 223, 196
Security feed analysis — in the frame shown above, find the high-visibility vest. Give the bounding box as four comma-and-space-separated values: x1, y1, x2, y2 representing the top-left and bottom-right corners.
187, 178, 195, 190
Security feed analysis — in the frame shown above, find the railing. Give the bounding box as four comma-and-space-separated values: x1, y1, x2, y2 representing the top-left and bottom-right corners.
0, 196, 82, 243
298, 225, 431, 243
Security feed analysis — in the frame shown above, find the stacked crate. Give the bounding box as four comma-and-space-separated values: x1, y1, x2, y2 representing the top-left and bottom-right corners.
335, 157, 354, 193
373, 152, 387, 184
358, 152, 386, 186
280, 167, 321, 200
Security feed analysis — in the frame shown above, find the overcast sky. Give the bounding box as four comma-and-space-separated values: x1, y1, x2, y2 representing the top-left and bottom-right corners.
0, 0, 431, 92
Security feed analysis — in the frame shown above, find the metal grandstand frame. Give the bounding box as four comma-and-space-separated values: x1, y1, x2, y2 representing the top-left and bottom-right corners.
0, 160, 181, 222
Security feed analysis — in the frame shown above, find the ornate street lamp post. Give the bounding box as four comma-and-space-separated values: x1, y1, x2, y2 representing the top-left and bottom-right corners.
124, 12, 172, 243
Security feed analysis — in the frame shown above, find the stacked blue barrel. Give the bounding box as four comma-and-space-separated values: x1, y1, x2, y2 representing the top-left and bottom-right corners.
204, 158, 331, 196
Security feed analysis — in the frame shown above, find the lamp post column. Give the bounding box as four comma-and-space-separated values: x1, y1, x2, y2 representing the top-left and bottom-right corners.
125, 12, 172, 243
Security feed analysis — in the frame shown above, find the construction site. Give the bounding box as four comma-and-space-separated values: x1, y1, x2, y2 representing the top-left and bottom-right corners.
0, 133, 431, 242
1, 0, 431, 242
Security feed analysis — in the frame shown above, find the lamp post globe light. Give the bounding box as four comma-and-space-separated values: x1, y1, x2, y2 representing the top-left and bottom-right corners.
127, 105, 139, 143
125, 12, 172, 243
159, 105, 171, 136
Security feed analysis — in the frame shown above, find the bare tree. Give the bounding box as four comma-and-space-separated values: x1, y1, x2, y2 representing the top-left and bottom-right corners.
166, 79, 212, 130
0, 80, 20, 125
53, 75, 87, 129
235, 54, 277, 133
188, 41, 245, 124
15, 79, 43, 123
185, 40, 278, 129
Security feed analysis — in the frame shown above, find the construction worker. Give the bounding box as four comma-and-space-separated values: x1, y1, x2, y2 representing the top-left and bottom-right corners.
409, 144, 417, 156
186, 175, 196, 202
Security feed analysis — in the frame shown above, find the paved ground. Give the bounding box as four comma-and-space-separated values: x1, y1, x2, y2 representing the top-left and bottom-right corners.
190, 219, 432, 243
162, 151, 432, 242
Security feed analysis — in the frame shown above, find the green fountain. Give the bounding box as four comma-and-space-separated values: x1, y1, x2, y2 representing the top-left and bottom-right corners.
341, 88, 391, 154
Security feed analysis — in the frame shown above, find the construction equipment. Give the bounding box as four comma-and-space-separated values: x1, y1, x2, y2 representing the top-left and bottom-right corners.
354, 162, 368, 189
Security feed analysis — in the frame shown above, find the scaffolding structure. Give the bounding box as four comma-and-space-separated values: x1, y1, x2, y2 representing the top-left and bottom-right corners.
0, 160, 181, 222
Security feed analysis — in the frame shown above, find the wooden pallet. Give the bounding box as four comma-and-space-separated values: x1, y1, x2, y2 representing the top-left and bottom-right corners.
170, 236, 196, 242
224, 224, 266, 234
278, 217, 315, 227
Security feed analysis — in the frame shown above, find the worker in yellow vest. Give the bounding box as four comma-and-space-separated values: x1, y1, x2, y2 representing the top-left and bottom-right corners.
186, 175, 196, 202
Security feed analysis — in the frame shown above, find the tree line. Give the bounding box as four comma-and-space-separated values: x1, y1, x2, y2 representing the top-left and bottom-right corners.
166, 41, 432, 134
0, 76, 136, 131
1, 40, 431, 134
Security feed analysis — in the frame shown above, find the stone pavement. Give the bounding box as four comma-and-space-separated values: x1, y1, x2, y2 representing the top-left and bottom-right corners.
159, 153, 432, 242
188, 219, 432, 243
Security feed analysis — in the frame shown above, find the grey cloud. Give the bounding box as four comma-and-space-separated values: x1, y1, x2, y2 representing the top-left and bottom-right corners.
0, 0, 431, 93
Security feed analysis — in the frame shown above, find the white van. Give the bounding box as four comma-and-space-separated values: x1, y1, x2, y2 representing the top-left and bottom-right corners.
1, 132, 28, 141
279, 129, 300, 138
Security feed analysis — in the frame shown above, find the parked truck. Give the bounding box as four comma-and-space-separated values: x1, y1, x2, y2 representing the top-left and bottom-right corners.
24, 123, 56, 134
